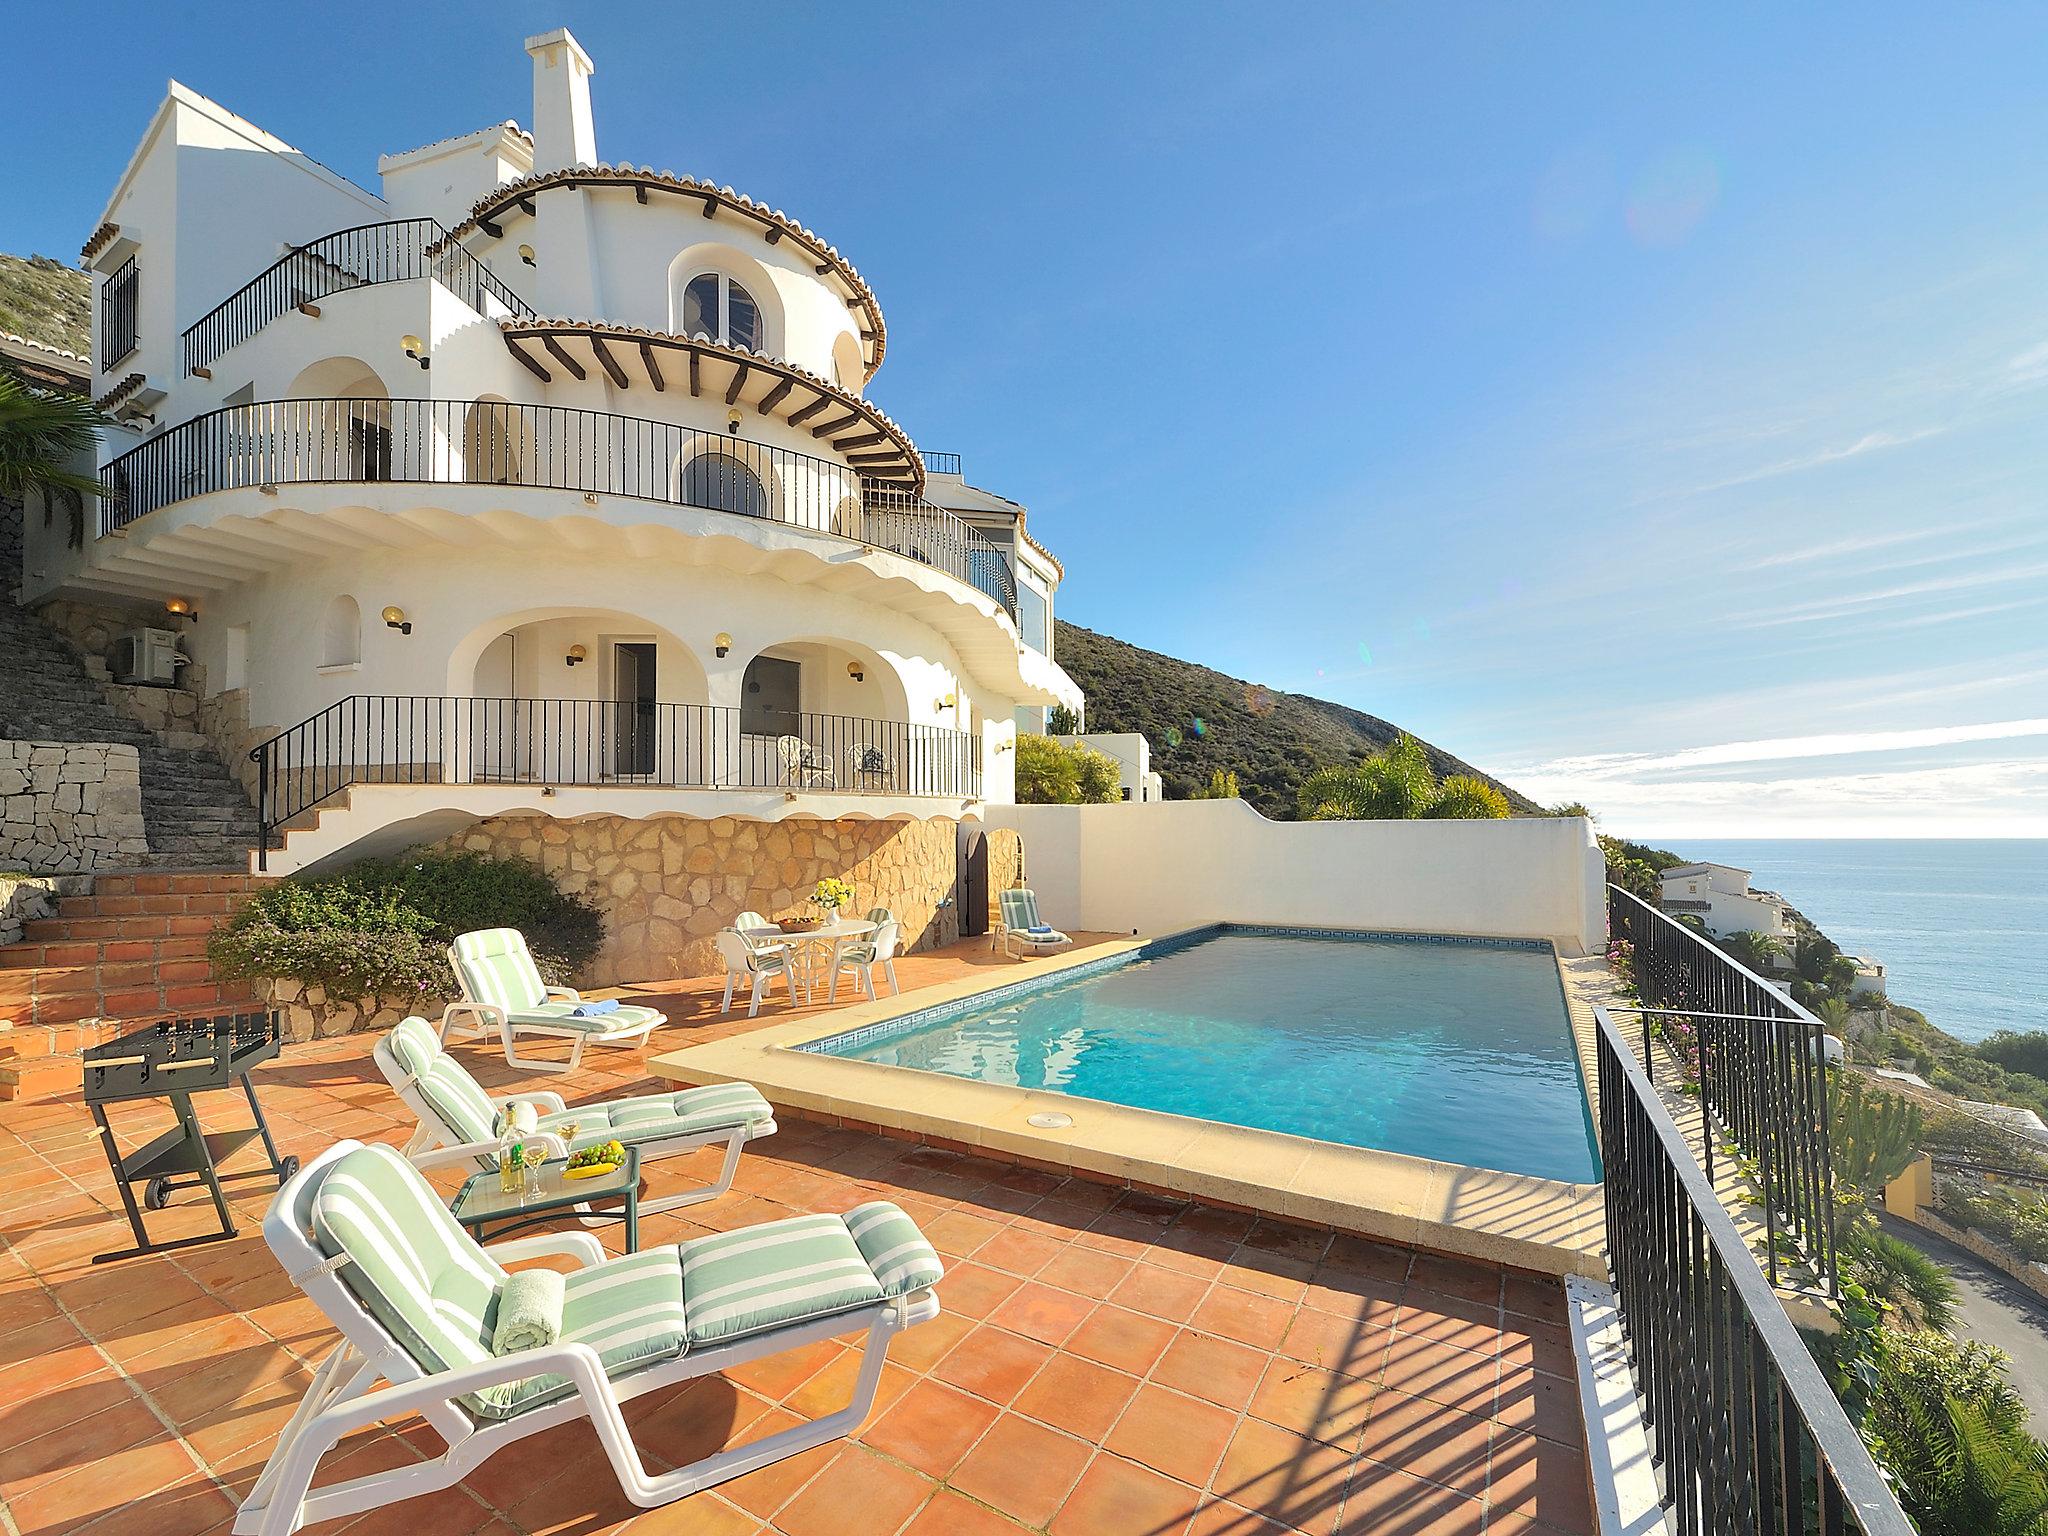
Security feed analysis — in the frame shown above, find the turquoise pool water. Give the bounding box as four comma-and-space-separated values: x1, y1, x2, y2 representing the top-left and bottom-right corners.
804, 927, 1601, 1183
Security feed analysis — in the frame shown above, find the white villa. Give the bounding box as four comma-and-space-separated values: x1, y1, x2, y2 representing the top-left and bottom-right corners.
1657, 860, 1794, 943
26, 30, 1080, 944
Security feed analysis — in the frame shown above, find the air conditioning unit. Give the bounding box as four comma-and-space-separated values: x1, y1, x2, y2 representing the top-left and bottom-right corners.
111, 627, 187, 687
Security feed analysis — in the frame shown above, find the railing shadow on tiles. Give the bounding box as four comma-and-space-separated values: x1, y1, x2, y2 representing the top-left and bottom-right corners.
1607, 885, 1838, 1294
98, 397, 1017, 617
248, 696, 981, 870
1595, 1004, 1910, 1536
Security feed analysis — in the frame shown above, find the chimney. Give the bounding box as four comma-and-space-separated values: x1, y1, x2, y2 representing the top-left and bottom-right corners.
524, 28, 596, 171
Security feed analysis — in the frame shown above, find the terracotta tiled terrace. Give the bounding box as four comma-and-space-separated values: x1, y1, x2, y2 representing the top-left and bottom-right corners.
0, 937, 1593, 1536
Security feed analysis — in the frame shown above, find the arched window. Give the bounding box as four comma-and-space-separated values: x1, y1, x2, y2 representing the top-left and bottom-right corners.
681, 453, 768, 519
681, 272, 762, 351
321, 594, 361, 668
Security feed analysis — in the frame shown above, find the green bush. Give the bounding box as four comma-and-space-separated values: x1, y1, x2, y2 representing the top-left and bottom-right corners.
210, 850, 602, 1001
1979, 1032, 2048, 1084
1015, 734, 1122, 804
1841, 1223, 1958, 1330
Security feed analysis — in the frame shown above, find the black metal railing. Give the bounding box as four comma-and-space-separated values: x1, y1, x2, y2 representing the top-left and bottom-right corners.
180, 219, 534, 376
249, 696, 982, 868
920, 450, 962, 475
101, 257, 139, 367
98, 397, 1018, 615
1596, 1004, 1912, 1536
1608, 886, 1837, 1292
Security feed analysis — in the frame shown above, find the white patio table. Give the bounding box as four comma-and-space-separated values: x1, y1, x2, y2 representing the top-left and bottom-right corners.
759, 919, 877, 1004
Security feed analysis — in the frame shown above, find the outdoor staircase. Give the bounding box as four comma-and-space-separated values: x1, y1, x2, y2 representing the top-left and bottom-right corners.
0, 872, 272, 1102
0, 581, 265, 869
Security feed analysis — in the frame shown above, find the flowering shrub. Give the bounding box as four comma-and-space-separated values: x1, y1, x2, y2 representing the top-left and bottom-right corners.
210, 851, 601, 999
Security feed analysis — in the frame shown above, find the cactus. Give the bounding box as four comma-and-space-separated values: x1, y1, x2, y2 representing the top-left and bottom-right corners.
1832, 1071, 1923, 1201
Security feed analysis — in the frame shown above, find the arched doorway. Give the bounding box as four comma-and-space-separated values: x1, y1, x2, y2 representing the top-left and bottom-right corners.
283, 357, 393, 482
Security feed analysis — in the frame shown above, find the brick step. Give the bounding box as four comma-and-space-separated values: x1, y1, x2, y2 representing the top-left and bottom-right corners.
89, 873, 272, 898
0, 1054, 84, 1104
0, 976, 260, 1035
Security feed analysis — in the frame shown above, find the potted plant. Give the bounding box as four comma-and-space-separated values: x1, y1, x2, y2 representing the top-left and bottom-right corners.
813, 877, 855, 928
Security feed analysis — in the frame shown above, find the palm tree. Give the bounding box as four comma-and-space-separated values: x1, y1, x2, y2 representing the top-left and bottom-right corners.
1425, 774, 1511, 819
1720, 929, 1784, 973
1298, 734, 1507, 821
0, 369, 106, 502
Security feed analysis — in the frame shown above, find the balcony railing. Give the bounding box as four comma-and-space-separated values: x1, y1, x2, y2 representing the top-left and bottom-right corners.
250, 696, 983, 868
1608, 885, 1838, 1292
180, 219, 535, 377
101, 256, 139, 367
98, 397, 1018, 614
1595, 1004, 1911, 1536
920, 450, 962, 475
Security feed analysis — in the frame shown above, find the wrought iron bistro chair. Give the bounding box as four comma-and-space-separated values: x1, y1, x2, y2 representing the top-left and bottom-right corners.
846, 742, 895, 789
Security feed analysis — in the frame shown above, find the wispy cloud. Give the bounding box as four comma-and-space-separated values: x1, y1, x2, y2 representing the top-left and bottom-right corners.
2008, 339, 2048, 384
1685, 426, 1946, 496
1524, 717, 2048, 782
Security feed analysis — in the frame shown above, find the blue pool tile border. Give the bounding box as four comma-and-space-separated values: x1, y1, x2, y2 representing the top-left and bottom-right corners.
796, 922, 1555, 1056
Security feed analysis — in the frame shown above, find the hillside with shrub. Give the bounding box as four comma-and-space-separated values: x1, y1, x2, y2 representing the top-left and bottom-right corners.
1052, 620, 1535, 818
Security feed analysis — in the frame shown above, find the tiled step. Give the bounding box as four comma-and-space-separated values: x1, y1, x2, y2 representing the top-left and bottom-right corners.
0, 870, 276, 1099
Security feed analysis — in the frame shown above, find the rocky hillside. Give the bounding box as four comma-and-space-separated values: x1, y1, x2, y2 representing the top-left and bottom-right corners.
1054, 620, 1535, 819
0, 254, 90, 357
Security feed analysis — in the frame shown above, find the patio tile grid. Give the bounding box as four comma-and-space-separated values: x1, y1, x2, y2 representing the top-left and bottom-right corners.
0, 975, 1592, 1536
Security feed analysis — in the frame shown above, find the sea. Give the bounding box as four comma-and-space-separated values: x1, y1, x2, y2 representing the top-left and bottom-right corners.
1675, 840, 2048, 1044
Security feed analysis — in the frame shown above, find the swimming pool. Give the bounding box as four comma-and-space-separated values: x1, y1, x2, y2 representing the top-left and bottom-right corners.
803, 927, 1601, 1183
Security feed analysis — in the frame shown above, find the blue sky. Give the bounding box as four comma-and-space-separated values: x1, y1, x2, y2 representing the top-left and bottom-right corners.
7, 3, 2047, 838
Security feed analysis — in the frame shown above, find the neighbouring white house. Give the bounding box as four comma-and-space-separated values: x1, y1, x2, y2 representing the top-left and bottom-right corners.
1850, 955, 1887, 998
29, 27, 1084, 913
1657, 862, 1794, 944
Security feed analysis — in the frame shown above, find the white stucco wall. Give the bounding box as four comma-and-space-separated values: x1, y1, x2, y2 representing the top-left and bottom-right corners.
988, 802, 1608, 954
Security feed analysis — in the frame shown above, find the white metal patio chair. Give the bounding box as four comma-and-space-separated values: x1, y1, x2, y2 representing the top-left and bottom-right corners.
440, 928, 665, 1074
828, 917, 902, 1001
775, 735, 834, 787
232, 1140, 942, 1536
373, 1016, 777, 1215
995, 888, 1073, 959
715, 928, 797, 1018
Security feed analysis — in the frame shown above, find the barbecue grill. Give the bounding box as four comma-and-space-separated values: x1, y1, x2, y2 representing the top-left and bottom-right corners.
83, 1010, 298, 1263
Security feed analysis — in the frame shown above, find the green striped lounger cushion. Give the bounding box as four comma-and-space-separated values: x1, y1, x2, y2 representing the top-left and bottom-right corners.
519, 1001, 665, 1033
311, 1144, 504, 1378
470, 1247, 691, 1418
535, 1082, 774, 1151
678, 1201, 942, 1347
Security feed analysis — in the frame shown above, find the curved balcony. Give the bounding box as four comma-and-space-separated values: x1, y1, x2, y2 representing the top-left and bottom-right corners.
98, 397, 1017, 613
180, 218, 534, 377
250, 695, 982, 865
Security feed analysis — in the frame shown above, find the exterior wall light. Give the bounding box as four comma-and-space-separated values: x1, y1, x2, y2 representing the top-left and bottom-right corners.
401, 335, 429, 371
565, 644, 587, 667
518, 244, 537, 267
847, 661, 865, 682
713, 632, 733, 658
165, 597, 196, 622
382, 606, 412, 634
935, 693, 956, 712
725, 408, 743, 435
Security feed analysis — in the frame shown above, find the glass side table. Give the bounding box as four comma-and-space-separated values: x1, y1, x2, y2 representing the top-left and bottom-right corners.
451, 1147, 642, 1252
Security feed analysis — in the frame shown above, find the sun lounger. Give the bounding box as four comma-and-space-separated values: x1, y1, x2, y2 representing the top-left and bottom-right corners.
995, 888, 1073, 960
232, 1140, 942, 1535
441, 927, 664, 1073
375, 1016, 777, 1214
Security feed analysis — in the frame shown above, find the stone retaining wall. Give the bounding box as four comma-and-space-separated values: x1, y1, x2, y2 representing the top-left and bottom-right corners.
440, 814, 1020, 985
255, 977, 425, 1044
0, 742, 148, 871
1909, 1208, 2048, 1304
0, 871, 74, 946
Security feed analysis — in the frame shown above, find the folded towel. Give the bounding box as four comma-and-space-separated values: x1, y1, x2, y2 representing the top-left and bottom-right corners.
498, 1100, 539, 1138
568, 998, 620, 1018
1027, 924, 1055, 935
492, 1268, 566, 1355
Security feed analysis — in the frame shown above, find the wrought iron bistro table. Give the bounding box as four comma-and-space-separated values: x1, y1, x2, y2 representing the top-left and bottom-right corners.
451, 1147, 643, 1252
82, 1011, 299, 1264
